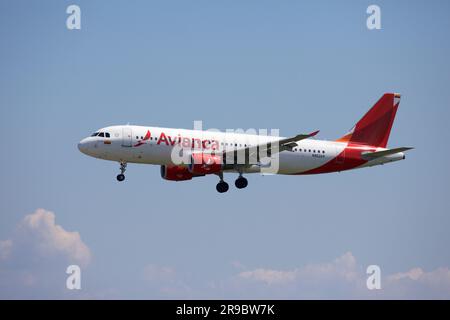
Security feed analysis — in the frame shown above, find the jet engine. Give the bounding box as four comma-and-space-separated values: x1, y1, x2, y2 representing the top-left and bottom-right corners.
188, 153, 223, 175
160, 165, 194, 181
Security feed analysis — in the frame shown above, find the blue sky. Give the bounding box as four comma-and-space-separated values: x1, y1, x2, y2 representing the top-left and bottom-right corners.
1, 0, 450, 299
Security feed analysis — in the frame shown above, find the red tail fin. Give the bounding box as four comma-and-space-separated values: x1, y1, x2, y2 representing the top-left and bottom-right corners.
336, 93, 401, 148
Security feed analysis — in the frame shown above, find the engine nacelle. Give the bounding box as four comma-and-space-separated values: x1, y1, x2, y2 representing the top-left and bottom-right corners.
160, 165, 193, 181
188, 153, 223, 175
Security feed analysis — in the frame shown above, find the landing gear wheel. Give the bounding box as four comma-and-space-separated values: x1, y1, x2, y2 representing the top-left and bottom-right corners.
117, 162, 127, 182
235, 177, 248, 189
216, 181, 229, 193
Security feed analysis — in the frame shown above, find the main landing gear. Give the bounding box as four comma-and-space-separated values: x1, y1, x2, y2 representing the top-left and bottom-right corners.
215, 173, 248, 193
216, 172, 229, 193
116, 162, 127, 182
235, 175, 248, 189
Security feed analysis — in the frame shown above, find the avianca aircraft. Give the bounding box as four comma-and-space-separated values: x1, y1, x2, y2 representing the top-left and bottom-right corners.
78, 93, 412, 193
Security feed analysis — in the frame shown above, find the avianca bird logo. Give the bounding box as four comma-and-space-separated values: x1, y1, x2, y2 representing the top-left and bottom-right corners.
134, 130, 151, 147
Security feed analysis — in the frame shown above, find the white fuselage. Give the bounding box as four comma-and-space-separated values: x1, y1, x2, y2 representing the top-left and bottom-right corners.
78, 125, 404, 175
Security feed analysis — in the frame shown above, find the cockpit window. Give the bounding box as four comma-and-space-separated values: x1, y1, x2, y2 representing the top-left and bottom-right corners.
90, 131, 110, 138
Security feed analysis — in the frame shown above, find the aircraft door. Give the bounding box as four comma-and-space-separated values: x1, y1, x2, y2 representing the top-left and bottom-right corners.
122, 127, 132, 147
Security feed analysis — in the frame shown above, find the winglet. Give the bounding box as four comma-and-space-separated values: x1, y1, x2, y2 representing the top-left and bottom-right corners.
309, 130, 320, 137
282, 130, 321, 149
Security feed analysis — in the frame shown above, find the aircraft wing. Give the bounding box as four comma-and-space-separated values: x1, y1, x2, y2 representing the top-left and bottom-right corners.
361, 147, 414, 160
222, 130, 320, 165
277, 130, 320, 150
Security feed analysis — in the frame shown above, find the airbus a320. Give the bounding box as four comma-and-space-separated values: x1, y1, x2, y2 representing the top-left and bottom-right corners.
78, 93, 412, 193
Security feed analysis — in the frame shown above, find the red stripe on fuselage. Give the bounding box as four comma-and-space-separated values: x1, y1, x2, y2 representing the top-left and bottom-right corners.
297, 144, 375, 175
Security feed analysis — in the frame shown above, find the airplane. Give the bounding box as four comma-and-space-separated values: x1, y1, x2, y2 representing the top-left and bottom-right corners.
78, 93, 412, 193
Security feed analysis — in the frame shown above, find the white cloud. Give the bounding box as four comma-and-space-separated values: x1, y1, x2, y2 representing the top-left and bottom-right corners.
2, 209, 450, 299
226, 252, 363, 299
238, 252, 359, 286
239, 268, 297, 285
0, 209, 92, 298
136, 253, 450, 299
388, 267, 424, 281
383, 267, 450, 299
14, 209, 91, 266
225, 252, 450, 299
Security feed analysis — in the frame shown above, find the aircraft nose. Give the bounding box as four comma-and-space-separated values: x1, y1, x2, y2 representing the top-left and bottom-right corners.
78, 138, 89, 154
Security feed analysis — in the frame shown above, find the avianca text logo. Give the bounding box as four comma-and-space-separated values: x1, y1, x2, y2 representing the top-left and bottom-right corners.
157, 132, 220, 150
133, 130, 220, 150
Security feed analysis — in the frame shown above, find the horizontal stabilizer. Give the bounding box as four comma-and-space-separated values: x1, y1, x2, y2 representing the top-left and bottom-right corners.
361, 147, 414, 160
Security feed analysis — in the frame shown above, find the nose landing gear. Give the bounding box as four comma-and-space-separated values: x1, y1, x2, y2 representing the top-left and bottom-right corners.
116, 162, 127, 182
